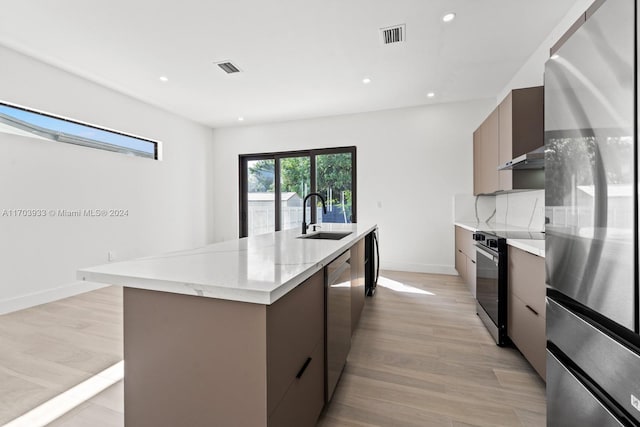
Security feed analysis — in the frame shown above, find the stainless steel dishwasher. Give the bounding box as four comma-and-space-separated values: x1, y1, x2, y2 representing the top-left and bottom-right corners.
325, 251, 351, 402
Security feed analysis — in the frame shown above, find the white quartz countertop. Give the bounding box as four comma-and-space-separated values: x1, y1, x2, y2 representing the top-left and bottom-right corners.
454, 221, 537, 233
454, 221, 545, 258
507, 239, 545, 258
454, 221, 482, 233
78, 223, 377, 305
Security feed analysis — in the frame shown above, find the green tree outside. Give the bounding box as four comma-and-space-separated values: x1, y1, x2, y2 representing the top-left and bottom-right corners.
248, 154, 352, 205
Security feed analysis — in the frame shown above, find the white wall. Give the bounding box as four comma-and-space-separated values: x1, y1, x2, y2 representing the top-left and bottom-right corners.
211, 99, 494, 274
0, 45, 213, 313
497, 0, 595, 101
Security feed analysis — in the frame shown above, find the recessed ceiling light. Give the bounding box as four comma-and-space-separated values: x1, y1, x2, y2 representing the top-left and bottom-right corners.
362, 77, 372, 84
551, 54, 559, 60
427, 92, 435, 98
159, 76, 169, 82
442, 13, 456, 23
238, 117, 244, 122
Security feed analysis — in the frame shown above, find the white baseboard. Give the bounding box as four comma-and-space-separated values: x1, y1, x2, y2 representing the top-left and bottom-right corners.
0, 281, 108, 315
380, 261, 457, 276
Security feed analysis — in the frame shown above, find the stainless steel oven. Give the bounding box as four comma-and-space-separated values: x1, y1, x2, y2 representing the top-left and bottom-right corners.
473, 231, 508, 346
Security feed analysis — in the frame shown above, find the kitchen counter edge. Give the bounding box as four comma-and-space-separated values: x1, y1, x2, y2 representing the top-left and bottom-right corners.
78, 223, 377, 305
454, 222, 545, 258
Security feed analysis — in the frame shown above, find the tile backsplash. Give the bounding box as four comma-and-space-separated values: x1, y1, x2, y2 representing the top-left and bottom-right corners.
454, 190, 545, 231
495, 190, 545, 231
454, 194, 496, 224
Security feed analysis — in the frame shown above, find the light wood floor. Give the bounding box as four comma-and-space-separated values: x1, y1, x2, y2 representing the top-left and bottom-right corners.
0, 286, 123, 425
317, 271, 546, 427
7, 271, 545, 426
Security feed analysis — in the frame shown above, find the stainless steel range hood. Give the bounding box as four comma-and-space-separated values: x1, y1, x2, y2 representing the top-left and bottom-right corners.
497, 146, 545, 170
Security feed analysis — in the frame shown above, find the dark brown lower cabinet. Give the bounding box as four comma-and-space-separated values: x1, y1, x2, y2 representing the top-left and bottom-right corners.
122, 235, 370, 426
268, 342, 324, 427
123, 270, 325, 427
267, 271, 325, 426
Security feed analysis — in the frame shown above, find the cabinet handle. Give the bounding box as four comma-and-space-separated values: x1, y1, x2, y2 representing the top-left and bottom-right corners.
296, 357, 312, 379
525, 305, 539, 316
458, 249, 462, 253
471, 260, 476, 264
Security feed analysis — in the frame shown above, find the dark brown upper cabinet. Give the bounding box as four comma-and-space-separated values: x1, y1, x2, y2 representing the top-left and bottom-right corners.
473, 86, 544, 195
497, 86, 544, 192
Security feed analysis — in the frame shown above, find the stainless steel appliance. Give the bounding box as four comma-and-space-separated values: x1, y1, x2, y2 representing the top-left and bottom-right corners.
365, 228, 379, 296
545, 0, 640, 424
473, 231, 509, 346
325, 250, 351, 401
497, 146, 545, 170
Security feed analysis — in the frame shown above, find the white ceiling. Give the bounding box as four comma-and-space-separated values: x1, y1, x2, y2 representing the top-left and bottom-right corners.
0, 0, 576, 127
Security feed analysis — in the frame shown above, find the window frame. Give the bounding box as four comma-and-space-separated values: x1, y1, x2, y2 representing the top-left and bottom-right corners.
0, 100, 160, 160
239, 146, 357, 237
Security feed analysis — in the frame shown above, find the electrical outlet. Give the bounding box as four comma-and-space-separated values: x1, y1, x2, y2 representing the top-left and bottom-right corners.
108, 251, 116, 262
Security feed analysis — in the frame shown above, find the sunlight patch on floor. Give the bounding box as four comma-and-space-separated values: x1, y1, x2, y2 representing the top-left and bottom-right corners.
377, 276, 435, 295
3, 360, 124, 427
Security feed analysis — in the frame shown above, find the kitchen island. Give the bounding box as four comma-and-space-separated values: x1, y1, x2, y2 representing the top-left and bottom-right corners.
78, 223, 376, 427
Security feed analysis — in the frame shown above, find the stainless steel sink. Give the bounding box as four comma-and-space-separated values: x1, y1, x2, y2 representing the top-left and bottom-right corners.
298, 231, 352, 240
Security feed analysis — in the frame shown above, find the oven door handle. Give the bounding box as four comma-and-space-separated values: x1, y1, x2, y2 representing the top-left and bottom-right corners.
476, 246, 499, 264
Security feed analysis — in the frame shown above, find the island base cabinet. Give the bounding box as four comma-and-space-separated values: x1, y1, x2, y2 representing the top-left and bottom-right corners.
266, 271, 324, 421
123, 288, 269, 427
123, 269, 325, 427
268, 342, 324, 427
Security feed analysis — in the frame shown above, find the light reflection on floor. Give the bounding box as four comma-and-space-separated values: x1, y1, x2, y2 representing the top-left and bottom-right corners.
4, 361, 124, 427
376, 276, 435, 295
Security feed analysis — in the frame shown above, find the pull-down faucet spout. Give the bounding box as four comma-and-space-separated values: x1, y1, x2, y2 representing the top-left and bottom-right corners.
302, 192, 327, 234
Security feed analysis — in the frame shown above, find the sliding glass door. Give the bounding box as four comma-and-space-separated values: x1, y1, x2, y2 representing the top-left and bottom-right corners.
279, 155, 311, 232
245, 159, 276, 236
239, 147, 356, 237
316, 152, 353, 225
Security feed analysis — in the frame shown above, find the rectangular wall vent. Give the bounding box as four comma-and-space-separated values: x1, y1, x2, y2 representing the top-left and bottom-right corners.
215, 61, 241, 74
380, 24, 405, 45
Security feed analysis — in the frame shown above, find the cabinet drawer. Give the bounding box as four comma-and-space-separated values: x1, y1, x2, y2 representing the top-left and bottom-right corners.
455, 249, 467, 280
455, 226, 465, 255
455, 226, 476, 260
508, 293, 546, 379
269, 341, 325, 427
267, 270, 324, 414
466, 256, 476, 298
508, 246, 545, 314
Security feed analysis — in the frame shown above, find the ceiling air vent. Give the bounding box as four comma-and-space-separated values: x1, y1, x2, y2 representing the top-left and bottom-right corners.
380, 24, 405, 45
215, 61, 241, 74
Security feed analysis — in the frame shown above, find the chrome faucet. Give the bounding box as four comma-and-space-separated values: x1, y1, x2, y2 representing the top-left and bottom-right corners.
302, 192, 327, 234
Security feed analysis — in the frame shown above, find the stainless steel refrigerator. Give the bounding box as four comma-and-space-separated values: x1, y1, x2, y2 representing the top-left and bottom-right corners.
545, 0, 640, 425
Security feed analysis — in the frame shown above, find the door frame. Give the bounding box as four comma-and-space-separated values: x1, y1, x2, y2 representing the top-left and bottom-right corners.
239, 146, 357, 237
